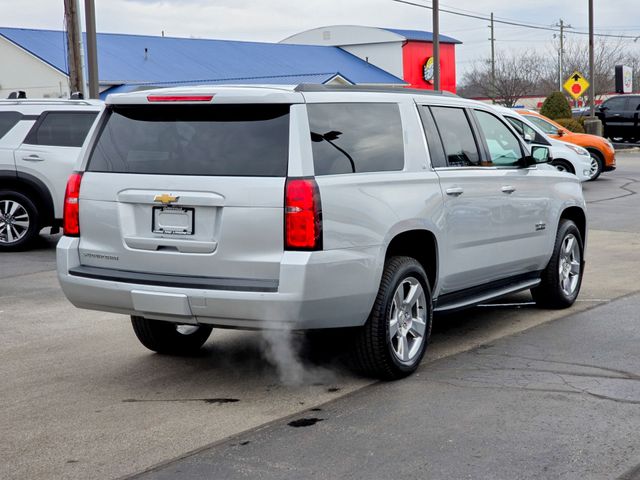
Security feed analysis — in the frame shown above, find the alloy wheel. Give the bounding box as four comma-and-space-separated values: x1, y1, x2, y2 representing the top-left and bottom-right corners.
588, 156, 599, 179
558, 234, 581, 296
0, 200, 30, 244
389, 277, 427, 364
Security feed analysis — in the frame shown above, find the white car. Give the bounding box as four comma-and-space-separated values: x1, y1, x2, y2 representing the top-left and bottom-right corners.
494, 106, 592, 182
0, 98, 103, 249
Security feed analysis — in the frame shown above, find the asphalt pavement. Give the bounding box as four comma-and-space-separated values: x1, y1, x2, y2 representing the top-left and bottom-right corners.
1, 152, 640, 480
135, 292, 640, 480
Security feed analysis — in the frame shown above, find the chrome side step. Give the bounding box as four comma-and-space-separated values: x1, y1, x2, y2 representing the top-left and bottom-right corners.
434, 278, 541, 313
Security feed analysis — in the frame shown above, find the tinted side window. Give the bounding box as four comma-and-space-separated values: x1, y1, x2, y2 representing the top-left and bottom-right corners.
88, 105, 290, 176
475, 110, 523, 167
308, 103, 404, 175
430, 106, 480, 167
603, 96, 627, 111
627, 97, 640, 111
0, 112, 22, 140
25, 111, 98, 147
418, 106, 447, 168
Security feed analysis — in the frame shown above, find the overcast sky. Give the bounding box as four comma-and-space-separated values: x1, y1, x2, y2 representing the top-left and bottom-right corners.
1, 0, 639, 79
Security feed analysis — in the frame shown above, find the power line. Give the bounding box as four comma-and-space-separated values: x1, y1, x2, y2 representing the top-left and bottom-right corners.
392, 0, 640, 40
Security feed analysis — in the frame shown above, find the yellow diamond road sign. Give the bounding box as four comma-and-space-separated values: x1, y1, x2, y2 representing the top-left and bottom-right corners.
563, 71, 590, 100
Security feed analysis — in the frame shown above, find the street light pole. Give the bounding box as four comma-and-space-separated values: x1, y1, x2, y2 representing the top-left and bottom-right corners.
432, 0, 440, 91
84, 0, 99, 99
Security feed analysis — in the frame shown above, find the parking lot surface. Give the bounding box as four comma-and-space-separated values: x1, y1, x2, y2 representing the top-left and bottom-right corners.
2, 152, 640, 479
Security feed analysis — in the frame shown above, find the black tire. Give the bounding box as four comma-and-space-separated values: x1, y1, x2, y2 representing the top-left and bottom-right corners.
587, 149, 603, 181
131, 316, 213, 355
532, 220, 584, 309
551, 159, 575, 174
354, 256, 433, 380
0, 190, 40, 251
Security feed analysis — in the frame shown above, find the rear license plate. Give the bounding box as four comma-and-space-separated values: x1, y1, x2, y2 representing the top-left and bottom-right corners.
152, 206, 194, 235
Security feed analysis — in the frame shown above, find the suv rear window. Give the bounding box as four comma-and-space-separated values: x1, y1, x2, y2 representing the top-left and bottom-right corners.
307, 103, 404, 175
0, 112, 22, 140
24, 111, 98, 147
87, 105, 290, 176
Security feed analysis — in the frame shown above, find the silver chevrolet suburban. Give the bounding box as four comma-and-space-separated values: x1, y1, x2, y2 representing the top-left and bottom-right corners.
57, 85, 586, 379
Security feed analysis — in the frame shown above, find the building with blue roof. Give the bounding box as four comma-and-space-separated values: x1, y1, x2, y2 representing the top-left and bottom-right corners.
0, 25, 460, 99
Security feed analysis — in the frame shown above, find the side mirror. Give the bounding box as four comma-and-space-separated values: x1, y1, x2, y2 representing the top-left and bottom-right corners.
528, 145, 551, 165
523, 132, 534, 143
556, 129, 565, 137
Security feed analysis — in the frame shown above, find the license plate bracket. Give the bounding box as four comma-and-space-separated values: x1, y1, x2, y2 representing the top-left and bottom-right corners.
152, 206, 195, 235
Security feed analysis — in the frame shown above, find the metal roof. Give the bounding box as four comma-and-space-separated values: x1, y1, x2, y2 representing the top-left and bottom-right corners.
101, 73, 353, 97
382, 28, 462, 44
0, 27, 405, 87
381, 28, 462, 44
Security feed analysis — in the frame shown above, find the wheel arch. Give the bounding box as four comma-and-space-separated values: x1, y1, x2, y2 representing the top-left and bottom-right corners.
559, 206, 587, 248
383, 228, 439, 294
551, 158, 575, 174
585, 147, 604, 161
0, 171, 55, 227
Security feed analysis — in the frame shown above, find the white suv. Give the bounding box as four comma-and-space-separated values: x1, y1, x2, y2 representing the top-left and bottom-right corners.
488, 106, 593, 182
0, 99, 102, 250
57, 85, 587, 379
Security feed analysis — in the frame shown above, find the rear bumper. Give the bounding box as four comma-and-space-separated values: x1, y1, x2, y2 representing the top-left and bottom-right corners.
56, 237, 381, 330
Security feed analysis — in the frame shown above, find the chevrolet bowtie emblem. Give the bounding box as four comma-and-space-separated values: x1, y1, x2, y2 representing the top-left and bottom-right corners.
154, 194, 179, 204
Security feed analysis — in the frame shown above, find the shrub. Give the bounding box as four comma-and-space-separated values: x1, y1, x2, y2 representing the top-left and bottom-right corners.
555, 117, 585, 134
540, 91, 572, 120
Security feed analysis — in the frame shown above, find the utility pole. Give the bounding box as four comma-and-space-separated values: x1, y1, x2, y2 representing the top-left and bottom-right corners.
63, 0, 84, 96
432, 0, 440, 91
554, 19, 571, 92
588, 0, 595, 118
584, 0, 602, 135
84, 0, 99, 99
489, 12, 496, 101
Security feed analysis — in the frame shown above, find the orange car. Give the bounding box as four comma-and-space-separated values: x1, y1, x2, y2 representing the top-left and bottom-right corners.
518, 110, 616, 180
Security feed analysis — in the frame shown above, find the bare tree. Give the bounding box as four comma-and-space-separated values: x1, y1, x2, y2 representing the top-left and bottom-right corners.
458, 52, 544, 107
558, 37, 627, 101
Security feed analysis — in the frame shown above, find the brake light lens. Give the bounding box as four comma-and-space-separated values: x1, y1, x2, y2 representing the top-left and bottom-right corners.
285, 178, 322, 250
63, 172, 83, 237
147, 95, 214, 102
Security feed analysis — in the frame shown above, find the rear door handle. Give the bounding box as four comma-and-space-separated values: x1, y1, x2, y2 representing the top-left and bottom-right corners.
445, 187, 464, 196
501, 185, 516, 194
22, 154, 44, 162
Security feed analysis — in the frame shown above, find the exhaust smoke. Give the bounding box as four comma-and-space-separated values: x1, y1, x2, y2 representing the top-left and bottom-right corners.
260, 327, 337, 386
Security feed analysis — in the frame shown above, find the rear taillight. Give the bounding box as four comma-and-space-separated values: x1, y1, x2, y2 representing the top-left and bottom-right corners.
63, 172, 83, 237
285, 178, 322, 250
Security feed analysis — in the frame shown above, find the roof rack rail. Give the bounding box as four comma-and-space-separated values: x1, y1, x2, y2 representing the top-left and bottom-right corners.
7, 91, 27, 99
294, 84, 458, 97
0, 99, 98, 106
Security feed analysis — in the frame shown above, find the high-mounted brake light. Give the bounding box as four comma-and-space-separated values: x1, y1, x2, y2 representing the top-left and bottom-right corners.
63, 172, 83, 237
147, 95, 214, 102
285, 178, 322, 250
